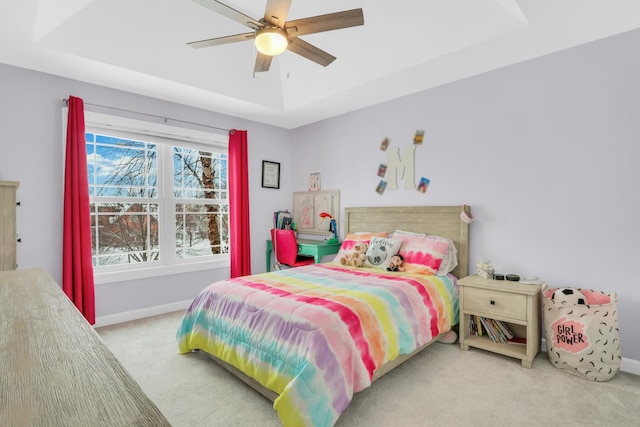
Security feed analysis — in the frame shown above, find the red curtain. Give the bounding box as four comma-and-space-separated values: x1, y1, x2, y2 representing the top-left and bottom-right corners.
228, 129, 251, 277
63, 96, 96, 324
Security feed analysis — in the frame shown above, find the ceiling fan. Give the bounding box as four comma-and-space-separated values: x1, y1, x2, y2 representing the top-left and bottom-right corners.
188, 0, 364, 73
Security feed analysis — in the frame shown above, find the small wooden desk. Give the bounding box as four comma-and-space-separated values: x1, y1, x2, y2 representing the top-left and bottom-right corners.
266, 239, 341, 271
0, 268, 171, 426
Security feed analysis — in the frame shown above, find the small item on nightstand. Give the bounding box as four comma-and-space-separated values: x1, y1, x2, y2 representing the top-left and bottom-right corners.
520, 276, 544, 285
493, 274, 505, 280
506, 274, 520, 282
475, 259, 495, 279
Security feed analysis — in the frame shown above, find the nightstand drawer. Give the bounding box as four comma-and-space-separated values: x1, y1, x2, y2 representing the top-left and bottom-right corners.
464, 287, 527, 321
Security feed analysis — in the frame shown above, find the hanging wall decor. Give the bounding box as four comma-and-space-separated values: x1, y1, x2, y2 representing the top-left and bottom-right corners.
309, 172, 321, 191
385, 145, 416, 190
261, 160, 280, 189
373, 129, 432, 195
417, 177, 430, 193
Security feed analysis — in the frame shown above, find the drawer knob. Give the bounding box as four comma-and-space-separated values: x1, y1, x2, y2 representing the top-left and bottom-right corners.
490, 300, 495, 305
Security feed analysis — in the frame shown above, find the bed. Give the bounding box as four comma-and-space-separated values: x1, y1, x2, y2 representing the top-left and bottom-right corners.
176, 205, 470, 426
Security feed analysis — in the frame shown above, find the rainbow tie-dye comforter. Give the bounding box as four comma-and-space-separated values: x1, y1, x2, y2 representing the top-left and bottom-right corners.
176, 263, 459, 427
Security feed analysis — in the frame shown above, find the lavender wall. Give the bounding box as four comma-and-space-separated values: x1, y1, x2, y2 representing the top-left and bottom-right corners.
0, 64, 292, 318
290, 29, 640, 364
1, 27, 638, 365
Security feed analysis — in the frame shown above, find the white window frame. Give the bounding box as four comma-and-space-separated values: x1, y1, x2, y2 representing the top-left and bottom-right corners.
66, 111, 230, 284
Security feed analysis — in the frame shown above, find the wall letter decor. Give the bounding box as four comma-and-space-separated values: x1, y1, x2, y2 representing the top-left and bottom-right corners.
386, 145, 416, 190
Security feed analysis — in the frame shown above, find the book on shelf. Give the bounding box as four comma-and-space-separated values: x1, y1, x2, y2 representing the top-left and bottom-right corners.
494, 319, 514, 339
469, 315, 478, 335
469, 315, 525, 345
477, 317, 493, 341
491, 319, 506, 344
273, 210, 293, 230
487, 319, 503, 342
478, 316, 504, 344
490, 319, 510, 342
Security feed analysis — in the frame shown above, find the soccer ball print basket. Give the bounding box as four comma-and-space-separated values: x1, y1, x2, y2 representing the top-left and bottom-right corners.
542, 285, 621, 381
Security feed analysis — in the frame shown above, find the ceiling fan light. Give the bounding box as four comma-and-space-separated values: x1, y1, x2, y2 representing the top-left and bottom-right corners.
255, 27, 288, 56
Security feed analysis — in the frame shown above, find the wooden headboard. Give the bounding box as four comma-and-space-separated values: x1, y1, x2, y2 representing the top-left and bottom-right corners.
344, 206, 470, 278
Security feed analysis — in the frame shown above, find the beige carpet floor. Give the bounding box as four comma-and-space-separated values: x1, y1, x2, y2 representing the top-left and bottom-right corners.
96, 311, 640, 427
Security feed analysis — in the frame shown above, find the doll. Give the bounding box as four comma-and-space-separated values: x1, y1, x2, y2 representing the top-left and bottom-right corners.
386, 254, 405, 272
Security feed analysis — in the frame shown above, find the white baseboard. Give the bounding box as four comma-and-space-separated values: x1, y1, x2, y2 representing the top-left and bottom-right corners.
94, 300, 192, 328
541, 338, 639, 376
620, 357, 640, 376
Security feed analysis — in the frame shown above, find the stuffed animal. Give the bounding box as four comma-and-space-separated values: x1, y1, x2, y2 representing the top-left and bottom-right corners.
350, 242, 368, 267
387, 254, 406, 272
339, 242, 368, 267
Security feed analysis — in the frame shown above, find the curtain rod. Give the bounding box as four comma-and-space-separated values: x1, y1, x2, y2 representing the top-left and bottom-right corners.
62, 98, 231, 133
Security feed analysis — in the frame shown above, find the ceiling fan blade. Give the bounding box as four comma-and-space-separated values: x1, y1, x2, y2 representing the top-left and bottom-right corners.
192, 0, 264, 30
287, 38, 336, 67
264, 0, 291, 27
254, 52, 273, 73
188, 32, 255, 49
285, 8, 364, 37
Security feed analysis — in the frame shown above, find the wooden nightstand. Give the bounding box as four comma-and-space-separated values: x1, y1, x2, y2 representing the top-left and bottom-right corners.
458, 275, 542, 368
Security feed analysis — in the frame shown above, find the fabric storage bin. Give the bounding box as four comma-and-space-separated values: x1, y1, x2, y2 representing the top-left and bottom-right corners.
542, 285, 621, 381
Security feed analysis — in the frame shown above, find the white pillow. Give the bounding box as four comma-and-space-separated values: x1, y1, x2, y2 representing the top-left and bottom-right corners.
364, 237, 403, 269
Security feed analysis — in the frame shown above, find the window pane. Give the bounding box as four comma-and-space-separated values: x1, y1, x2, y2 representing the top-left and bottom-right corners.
87, 133, 157, 198
173, 145, 229, 259
91, 202, 159, 265
173, 147, 228, 199
175, 203, 229, 258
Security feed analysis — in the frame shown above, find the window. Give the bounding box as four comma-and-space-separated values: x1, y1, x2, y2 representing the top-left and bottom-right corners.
80, 112, 229, 283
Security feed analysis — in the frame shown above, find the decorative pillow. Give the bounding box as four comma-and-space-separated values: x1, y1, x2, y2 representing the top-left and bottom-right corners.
364, 237, 403, 269
394, 230, 458, 275
438, 242, 458, 275
332, 232, 388, 263
393, 232, 453, 275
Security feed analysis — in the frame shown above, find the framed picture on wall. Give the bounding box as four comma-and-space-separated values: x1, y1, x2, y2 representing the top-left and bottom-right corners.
262, 160, 280, 189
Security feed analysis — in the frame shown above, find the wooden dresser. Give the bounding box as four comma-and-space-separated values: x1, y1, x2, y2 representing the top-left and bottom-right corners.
0, 180, 19, 270
0, 268, 171, 426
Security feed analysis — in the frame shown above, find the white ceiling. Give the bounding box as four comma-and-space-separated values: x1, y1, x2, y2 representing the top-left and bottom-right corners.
2, 0, 640, 129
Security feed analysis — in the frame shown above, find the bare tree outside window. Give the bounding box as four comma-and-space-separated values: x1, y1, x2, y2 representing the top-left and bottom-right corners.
173, 147, 228, 257
87, 132, 228, 267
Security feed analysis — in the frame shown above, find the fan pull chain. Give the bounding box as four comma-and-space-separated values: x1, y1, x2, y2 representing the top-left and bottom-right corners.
286, 50, 290, 79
